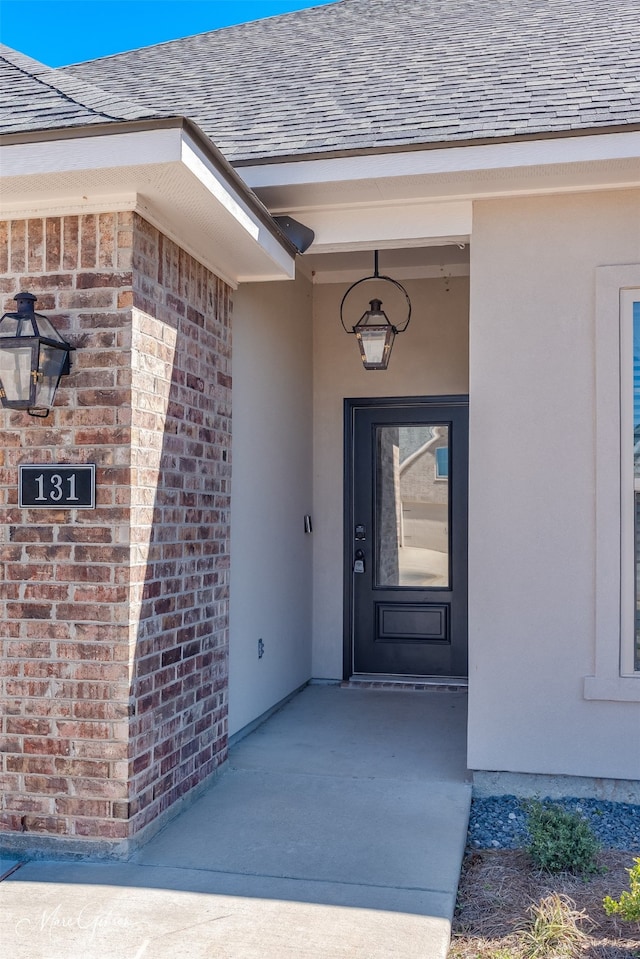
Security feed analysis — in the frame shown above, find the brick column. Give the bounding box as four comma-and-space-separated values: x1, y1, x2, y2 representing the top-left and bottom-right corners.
0, 213, 231, 856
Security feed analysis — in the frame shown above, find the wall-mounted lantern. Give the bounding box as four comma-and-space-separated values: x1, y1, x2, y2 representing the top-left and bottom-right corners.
0, 292, 74, 417
340, 251, 411, 370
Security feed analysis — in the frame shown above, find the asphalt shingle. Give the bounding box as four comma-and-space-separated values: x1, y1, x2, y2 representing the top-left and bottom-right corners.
0, 44, 166, 135
60, 0, 640, 162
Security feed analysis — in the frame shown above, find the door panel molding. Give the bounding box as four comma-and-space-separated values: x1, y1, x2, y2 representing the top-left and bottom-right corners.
377, 603, 449, 642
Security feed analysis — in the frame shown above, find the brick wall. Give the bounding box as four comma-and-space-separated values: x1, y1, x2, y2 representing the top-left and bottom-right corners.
127, 217, 231, 836
0, 212, 231, 852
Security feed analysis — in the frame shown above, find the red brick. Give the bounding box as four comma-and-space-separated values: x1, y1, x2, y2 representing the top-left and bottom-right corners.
56, 798, 111, 817
74, 819, 128, 838
76, 388, 130, 408
4, 797, 55, 815
72, 584, 128, 604
23, 583, 71, 602
80, 214, 97, 269
76, 271, 132, 289
19, 272, 73, 292
72, 740, 128, 761
54, 565, 113, 583
74, 544, 128, 565
19, 621, 71, 640
0, 221, 8, 273
45, 217, 61, 271
61, 217, 78, 269
5, 756, 56, 774
6, 718, 51, 736
23, 738, 70, 756
6, 563, 55, 582
58, 289, 115, 310
55, 602, 103, 624
24, 544, 72, 562
112, 800, 131, 819
20, 816, 69, 835
56, 721, 112, 740
6, 641, 53, 659
10, 220, 26, 272
9, 526, 54, 543
72, 777, 128, 799
6, 603, 52, 620
57, 527, 114, 544
27, 219, 44, 273
98, 213, 116, 268
24, 776, 69, 794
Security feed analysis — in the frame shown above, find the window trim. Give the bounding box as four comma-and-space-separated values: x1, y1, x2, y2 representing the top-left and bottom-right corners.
620, 291, 640, 675
586, 265, 640, 702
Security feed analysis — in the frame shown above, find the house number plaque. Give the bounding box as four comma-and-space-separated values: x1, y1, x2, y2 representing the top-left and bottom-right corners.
19, 464, 96, 509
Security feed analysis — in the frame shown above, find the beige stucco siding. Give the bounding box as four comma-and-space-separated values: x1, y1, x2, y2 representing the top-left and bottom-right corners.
311, 276, 470, 679
229, 272, 314, 736
468, 189, 640, 781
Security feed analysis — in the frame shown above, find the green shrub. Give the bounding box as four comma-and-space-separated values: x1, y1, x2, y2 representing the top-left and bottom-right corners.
525, 801, 599, 875
603, 857, 640, 922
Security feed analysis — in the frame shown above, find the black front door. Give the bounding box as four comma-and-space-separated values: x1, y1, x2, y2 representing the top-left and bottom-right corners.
345, 397, 468, 679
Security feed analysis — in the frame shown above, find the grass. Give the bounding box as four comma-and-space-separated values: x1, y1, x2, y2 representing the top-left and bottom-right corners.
517, 893, 591, 958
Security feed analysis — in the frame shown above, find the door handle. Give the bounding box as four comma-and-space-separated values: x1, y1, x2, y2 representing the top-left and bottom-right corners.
353, 549, 365, 574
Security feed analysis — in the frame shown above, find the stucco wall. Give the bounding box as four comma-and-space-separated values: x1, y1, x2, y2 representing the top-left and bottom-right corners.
311, 276, 470, 679
229, 271, 313, 735
468, 189, 640, 781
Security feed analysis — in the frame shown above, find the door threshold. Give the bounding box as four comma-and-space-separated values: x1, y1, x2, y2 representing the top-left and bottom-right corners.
343, 673, 468, 691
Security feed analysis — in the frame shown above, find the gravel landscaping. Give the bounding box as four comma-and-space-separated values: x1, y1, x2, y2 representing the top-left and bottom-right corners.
467, 796, 640, 852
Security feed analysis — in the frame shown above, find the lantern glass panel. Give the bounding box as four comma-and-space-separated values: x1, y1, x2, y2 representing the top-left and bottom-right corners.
35, 342, 67, 411
356, 326, 395, 370
0, 343, 34, 404
33, 313, 67, 342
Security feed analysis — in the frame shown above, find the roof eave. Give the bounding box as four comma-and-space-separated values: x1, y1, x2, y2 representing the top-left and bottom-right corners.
0, 116, 297, 284
231, 121, 640, 168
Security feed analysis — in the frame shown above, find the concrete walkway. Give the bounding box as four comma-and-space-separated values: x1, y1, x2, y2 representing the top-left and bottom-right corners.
0, 684, 471, 959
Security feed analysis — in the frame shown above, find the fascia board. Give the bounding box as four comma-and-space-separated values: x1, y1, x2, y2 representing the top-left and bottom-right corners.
0, 127, 182, 177
179, 132, 294, 282
241, 130, 640, 189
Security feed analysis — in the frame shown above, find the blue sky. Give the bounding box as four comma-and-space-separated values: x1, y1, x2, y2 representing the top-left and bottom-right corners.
0, 0, 337, 66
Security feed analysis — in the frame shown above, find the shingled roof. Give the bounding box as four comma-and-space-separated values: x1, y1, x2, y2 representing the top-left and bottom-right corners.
0, 44, 166, 135
64, 0, 640, 164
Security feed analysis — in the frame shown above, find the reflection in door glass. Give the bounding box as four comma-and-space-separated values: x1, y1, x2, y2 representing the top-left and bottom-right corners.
376, 425, 449, 587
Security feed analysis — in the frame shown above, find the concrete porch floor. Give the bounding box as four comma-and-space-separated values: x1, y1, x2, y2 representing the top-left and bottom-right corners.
0, 684, 471, 959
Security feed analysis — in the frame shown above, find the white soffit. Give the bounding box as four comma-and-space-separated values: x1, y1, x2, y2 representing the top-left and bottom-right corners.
0, 126, 295, 287
241, 131, 640, 215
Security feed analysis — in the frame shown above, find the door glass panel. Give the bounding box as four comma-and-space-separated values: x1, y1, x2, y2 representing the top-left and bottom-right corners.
375, 424, 449, 587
